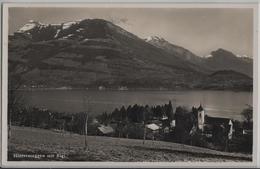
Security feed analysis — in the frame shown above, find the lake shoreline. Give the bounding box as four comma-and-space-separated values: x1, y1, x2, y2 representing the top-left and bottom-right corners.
17, 90, 252, 121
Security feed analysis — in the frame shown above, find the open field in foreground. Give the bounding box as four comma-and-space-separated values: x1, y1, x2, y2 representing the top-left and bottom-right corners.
8, 126, 252, 162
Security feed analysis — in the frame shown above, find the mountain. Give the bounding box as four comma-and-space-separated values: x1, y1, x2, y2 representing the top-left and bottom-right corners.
203, 49, 253, 77
8, 19, 252, 90
144, 36, 203, 65
145, 36, 253, 77
195, 70, 253, 91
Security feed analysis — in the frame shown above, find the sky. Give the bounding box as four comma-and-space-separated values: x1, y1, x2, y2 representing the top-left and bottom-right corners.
8, 7, 254, 57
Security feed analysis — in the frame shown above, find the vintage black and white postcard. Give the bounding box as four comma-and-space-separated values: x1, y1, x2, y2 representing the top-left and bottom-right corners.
1, 2, 259, 168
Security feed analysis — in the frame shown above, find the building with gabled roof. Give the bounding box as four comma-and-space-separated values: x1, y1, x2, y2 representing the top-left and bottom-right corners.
97, 125, 114, 136
145, 123, 160, 140
146, 123, 160, 131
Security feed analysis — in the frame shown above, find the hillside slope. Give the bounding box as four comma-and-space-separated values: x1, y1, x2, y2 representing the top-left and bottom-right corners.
9, 19, 205, 89
9, 19, 252, 90
8, 126, 251, 162
194, 70, 253, 91
144, 36, 203, 65
204, 49, 253, 77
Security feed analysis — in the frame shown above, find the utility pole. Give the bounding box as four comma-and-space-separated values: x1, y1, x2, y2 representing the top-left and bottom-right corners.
143, 123, 146, 145
119, 107, 123, 138
68, 115, 74, 152
8, 110, 12, 139
143, 109, 146, 145
83, 96, 90, 151
84, 112, 88, 150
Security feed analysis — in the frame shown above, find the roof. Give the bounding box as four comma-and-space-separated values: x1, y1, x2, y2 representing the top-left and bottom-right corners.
98, 125, 114, 134
205, 116, 232, 125
149, 120, 162, 126
198, 104, 204, 111
243, 129, 253, 135
91, 118, 99, 124
160, 116, 168, 120
146, 123, 160, 131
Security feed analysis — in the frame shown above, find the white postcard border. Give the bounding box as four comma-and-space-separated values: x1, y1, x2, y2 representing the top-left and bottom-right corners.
1, 2, 259, 168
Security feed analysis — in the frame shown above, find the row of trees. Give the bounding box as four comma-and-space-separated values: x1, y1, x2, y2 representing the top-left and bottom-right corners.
96, 101, 174, 124
10, 106, 91, 135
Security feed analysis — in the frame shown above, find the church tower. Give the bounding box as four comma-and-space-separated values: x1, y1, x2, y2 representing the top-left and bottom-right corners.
197, 104, 205, 131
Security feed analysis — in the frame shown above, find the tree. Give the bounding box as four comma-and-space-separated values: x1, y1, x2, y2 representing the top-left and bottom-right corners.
120, 106, 127, 122
153, 105, 163, 118
241, 105, 253, 124
241, 105, 253, 130
174, 106, 194, 144
8, 73, 26, 138
165, 100, 174, 121
175, 106, 189, 117
111, 108, 120, 121
96, 112, 110, 125
143, 105, 151, 144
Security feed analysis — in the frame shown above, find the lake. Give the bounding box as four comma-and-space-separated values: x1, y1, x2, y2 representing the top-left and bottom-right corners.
20, 90, 252, 121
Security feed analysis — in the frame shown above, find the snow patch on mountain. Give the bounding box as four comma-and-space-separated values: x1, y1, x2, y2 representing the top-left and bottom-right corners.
236, 54, 250, 58
76, 28, 84, 32
204, 53, 251, 59
17, 20, 53, 33
83, 38, 90, 41
17, 20, 39, 33
59, 34, 75, 40
145, 36, 165, 42
62, 21, 77, 30
51, 23, 62, 26
54, 29, 61, 38
145, 36, 153, 42
203, 55, 212, 58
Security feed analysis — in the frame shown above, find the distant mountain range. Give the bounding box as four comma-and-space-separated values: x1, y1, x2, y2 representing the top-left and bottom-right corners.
8, 19, 253, 91
145, 36, 253, 77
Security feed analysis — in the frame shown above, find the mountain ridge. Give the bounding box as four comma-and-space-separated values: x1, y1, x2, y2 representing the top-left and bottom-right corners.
9, 19, 252, 91
144, 36, 253, 77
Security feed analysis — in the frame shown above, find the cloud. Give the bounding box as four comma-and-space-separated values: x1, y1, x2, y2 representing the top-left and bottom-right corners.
108, 17, 131, 26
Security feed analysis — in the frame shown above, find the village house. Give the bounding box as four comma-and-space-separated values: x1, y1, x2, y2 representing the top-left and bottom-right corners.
243, 129, 253, 135
145, 116, 176, 140
97, 124, 114, 136
145, 123, 160, 140
149, 114, 175, 134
